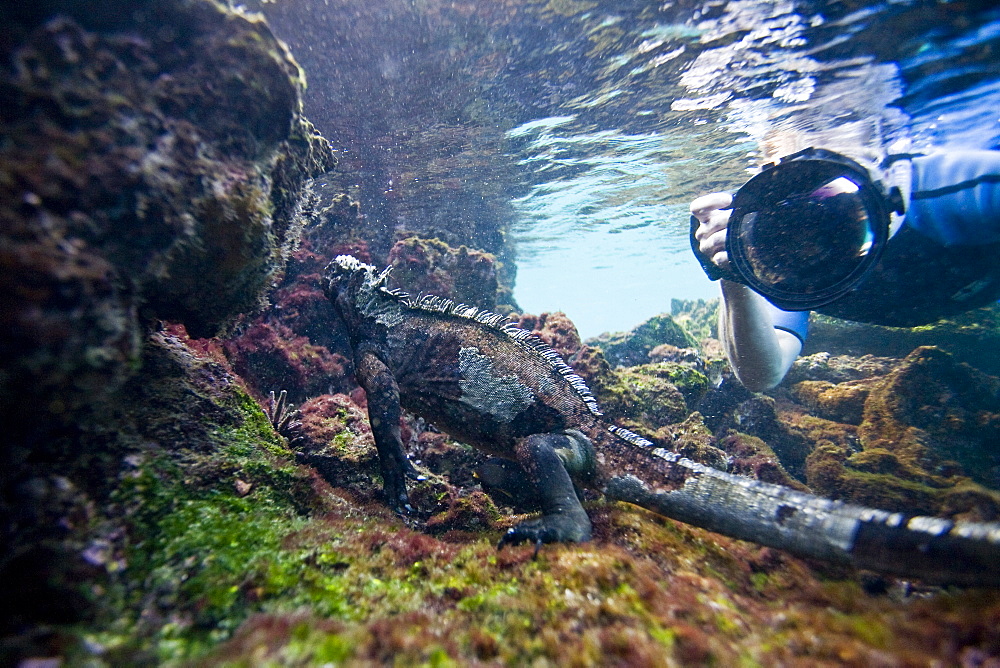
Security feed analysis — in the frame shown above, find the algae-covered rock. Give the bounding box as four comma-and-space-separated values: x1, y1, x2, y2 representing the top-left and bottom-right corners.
1, 0, 334, 445
2, 331, 337, 662
387, 236, 501, 311
618, 363, 709, 427
805, 442, 946, 517
859, 346, 1000, 489
715, 430, 807, 490
223, 322, 350, 404
785, 352, 899, 385
729, 395, 821, 480
796, 346, 1000, 519
617, 365, 689, 427
670, 297, 720, 342
791, 377, 878, 425
1, 0, 336, 660
650, 412, 729, 471
803, 303, 1000, 375
588, 313, 700, 367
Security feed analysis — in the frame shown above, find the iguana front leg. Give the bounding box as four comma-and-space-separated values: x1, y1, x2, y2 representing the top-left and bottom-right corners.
498, 432, 592, 549
354, 348, 419, 512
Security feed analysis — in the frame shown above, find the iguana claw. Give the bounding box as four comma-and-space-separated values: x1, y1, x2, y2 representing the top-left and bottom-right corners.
497, 512, 591, 550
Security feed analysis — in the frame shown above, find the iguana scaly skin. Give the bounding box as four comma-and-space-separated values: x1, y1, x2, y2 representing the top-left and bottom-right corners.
324, 255, 1000, 586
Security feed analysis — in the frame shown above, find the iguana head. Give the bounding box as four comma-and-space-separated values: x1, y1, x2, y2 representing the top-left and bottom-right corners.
323, 255, 394, 327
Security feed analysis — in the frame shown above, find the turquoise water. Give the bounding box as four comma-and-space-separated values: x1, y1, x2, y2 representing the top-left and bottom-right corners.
264, 0, 1000, 339
501, 1, 1000, 337
505, 117, 720, 337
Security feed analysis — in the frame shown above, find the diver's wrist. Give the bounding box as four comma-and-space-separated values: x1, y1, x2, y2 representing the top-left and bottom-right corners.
720, 279, 761, 304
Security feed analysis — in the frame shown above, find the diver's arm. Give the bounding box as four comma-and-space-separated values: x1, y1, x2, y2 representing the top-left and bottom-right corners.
718, 281, 802, 391
691, 192, 802, 391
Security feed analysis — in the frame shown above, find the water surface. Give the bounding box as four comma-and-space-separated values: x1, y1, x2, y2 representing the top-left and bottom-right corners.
263, 0, 1000, 338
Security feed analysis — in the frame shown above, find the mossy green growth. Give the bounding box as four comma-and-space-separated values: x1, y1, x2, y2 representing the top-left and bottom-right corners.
671, 297, 720, 342
86, 383, 323, 662
110, 458, 315, 661
224, 385, 294, 458
624, 362, 709, 411
617, 365, 689, 427
588, 313, 700, 368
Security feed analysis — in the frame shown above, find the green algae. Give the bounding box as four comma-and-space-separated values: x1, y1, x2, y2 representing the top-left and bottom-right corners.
589, 313, 700, 368
103, 480, 1000, 666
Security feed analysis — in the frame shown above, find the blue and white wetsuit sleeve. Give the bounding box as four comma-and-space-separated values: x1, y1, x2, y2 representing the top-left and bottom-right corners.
764, 300, 809, 344
907, 150, 1000, 246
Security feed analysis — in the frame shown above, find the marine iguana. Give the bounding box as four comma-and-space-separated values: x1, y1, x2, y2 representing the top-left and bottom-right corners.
323, 254, 1000, 587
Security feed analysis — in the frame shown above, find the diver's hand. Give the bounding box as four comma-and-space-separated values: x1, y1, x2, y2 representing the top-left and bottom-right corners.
690, 192, 733, 272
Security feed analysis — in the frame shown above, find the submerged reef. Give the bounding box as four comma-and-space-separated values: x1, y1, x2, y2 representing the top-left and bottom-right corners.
0, 0, 335, 445
3, 1, 1000, 665
805, 303, 1000, 375
588, 313, 700, 368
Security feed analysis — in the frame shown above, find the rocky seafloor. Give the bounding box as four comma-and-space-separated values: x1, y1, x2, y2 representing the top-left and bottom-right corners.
3, 1, 1000, 665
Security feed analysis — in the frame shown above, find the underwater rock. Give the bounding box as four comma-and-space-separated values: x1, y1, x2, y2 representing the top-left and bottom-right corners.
1, 330, 337, 662
213, 193, 366, 386
693, 375, 756, 433
803, 304, 1000, 375
617, 363, 702, 427
223, 321, 350, 404
795, 346, 1000, 520
647, 343, 704, 365
805, 443, 946, 517
298, 393, 376, 456
648, 412, 728, 472
387, 236, 501, 311
785, 351, 899, 385
859, 346, 1000, 490
424, 490, 502, 536
293, 392, 492, 522
790, 377, 878, 425
1, 0, 335, 452
588, 312, 700, 368
715, 430, 807, 491
1, 0, 338, 660
293, 393, 383, 502
728, 395, 818, 480
669, 297, 720, 343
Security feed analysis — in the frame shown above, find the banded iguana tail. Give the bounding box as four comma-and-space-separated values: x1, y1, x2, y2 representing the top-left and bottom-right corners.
323, 255, 1000, 587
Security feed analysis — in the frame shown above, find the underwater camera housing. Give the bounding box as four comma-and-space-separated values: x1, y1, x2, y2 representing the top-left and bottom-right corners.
698, 148, 906, 311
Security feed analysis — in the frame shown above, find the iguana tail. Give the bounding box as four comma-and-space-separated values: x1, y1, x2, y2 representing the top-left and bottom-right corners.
600, 430, 1000, 587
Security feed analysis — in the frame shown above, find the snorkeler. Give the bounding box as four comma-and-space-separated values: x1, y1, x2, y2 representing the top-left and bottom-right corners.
690, 147, 1000, 391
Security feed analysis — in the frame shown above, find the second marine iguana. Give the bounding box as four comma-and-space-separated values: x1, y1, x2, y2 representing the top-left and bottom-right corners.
323, 255, 1000, 587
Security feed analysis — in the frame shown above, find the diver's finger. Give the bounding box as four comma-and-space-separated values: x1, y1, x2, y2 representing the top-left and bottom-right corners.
712, 250, 730, 270
700, 228, 727, 257
694, 208, 731, 242
690, 192, 733, 220
706, 207, 731, 233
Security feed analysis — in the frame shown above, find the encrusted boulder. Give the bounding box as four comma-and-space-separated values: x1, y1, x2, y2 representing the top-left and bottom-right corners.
790, 378, 878, 425
1, 0, 336, 658
587, 313, 700, 368
223, 322, 351, 403
618, 363, 708, 428
799, 347, 1000, 520
649, 412, 728, 471
803, 304, 1000, 375
1, 0, 335, 446
859, 346, 1000, 489
669, 297, 720, 343
785, 352, 898, 385
387, 236, 501, 311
